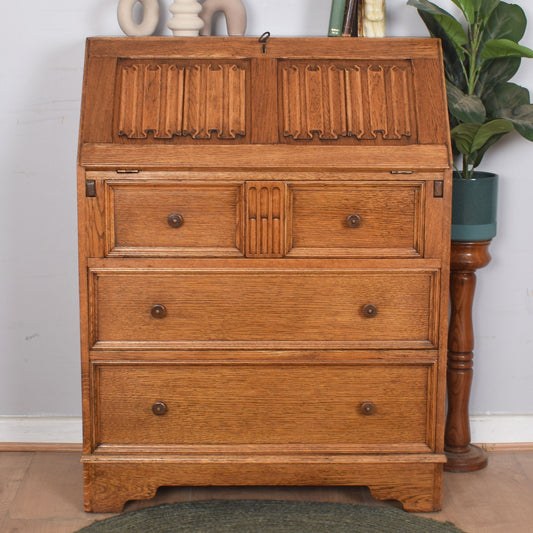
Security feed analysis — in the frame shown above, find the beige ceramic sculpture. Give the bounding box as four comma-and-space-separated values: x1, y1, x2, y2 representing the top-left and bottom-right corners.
168, 0, 205, 36
117, 0, 159, 36
200, 0, 247, 36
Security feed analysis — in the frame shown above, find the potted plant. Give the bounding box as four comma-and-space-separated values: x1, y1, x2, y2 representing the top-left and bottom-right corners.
407, 0, 533, 241
407, 0, 533, 472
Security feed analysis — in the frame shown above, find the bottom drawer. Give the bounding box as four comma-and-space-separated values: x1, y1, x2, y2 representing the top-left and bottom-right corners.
93, 362, 434, 452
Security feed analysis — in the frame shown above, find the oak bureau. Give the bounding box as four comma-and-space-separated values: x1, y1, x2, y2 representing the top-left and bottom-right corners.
77, 37, 452, 512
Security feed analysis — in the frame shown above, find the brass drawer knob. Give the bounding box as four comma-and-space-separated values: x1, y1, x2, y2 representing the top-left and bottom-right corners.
151, 304, 167, 319
346, 214, 361, 228
362, 304, 377, 318
361, 401, 376, 416
168, 214, 184, 228
152, 401, 167, 415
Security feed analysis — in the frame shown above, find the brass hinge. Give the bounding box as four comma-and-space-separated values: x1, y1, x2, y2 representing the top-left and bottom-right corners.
85, 180, 96, 197
434, 180, 444, 198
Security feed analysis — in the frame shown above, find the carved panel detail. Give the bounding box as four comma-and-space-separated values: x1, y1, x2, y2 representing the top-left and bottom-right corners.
116, 61, 247, 140
280, 62, 413, 141
245, 182, 288, 258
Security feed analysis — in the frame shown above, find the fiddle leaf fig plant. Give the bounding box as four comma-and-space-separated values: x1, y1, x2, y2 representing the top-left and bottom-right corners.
407, 0, 533, 179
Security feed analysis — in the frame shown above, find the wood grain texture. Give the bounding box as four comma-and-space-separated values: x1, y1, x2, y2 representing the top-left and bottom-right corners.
289, 181, 423, 257
82, 460, 444, 513
445, 241, 492, 472
280, 61, 413, 142
88, 264, 439, 349
93, 362, 433, 448
105, 180, 243, 257
79, 144, 450, 171
78, 37, 452, 513
116, 60, 247, 140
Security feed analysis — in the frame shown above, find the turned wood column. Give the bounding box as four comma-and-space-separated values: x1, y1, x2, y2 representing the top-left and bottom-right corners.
444, 241, 491, 472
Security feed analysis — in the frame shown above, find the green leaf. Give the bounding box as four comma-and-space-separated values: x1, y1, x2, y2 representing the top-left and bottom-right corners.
476, 57, 521, 97
451, 123, 480, 156
408, 0, 468, 59
471, 119, 514, 151
417, 10, 466, 88
446, 81, 486, 124
479, 0, 500, 20
408, 0, 457, 19
484, 2, 527, 43
482, 39, 533, 60
451, 119, 514, 158
449, 0, 475, 24
484, 82, 530, 118
471, 133, 506, 168
502, 104, 533, 141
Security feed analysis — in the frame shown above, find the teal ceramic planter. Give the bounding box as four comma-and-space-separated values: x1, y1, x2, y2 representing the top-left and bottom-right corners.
451, 172, 498, 242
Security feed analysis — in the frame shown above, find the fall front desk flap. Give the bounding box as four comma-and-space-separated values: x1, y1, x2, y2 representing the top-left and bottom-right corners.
78, 37, 452, 171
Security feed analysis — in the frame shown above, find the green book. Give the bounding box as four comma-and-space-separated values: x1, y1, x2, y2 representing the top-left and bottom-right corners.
328, 0, 347, 37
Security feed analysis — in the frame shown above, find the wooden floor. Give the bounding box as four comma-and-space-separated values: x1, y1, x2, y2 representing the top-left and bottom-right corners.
1, 450, 532, 532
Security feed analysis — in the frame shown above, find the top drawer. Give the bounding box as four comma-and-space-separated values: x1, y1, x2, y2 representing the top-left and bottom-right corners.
105, 181, 243, 257
99, 177, 428, 259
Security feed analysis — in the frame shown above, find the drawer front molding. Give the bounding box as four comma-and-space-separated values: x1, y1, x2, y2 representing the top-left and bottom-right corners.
104, 180, 244, 257
88, 265, 440, 350
92, 361, 436, 451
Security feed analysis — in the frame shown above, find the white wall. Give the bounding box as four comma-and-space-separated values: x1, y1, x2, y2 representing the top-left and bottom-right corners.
0, 1, 532, 439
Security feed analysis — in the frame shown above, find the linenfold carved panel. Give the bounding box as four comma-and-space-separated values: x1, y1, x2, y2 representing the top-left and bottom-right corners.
245, 182, 288, 258
116, 60, 247, 140
280, 61, 413, 141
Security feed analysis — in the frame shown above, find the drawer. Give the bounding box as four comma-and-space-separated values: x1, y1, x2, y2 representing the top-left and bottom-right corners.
89, 264, 439, 349
105, 181, 243, 257
288, 182, 424, 257
93, 362, 433, 450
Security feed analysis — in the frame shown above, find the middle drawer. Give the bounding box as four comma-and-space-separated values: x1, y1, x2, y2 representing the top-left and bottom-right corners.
89, 263, 439, 350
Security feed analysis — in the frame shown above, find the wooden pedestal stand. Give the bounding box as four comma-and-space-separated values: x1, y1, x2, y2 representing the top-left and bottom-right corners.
444, 240, 491, 472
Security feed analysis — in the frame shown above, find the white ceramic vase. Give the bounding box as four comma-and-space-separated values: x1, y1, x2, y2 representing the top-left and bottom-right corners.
117, 0, 160, 37
200, 0, 247, 36
168, 0, 205, 37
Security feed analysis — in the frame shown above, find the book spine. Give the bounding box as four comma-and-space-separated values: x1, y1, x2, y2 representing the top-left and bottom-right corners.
328, 0, 347, 37
342, 0, 358, 37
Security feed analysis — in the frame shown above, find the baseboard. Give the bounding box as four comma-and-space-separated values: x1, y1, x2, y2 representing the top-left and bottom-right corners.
0, 417, 82, 445
470, 415, 533, 445
0, 415, 532, 449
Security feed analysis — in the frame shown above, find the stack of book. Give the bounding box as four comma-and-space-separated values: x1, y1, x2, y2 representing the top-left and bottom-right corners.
328, 0, 362, 37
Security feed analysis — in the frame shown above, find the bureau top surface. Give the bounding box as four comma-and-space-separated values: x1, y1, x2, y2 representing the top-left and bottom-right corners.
78, 37, 451, 170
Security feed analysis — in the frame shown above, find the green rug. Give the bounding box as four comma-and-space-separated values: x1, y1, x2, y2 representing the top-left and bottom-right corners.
77, 500, 466, 532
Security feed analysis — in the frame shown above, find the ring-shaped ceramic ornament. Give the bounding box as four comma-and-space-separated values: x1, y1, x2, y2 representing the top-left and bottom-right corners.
118, 0, 160, 36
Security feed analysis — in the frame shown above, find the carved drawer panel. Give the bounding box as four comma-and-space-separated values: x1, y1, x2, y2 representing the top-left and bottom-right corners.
93, 362, 432, 450
279, 60, 415, 143
89, 265, 439, 350
115, 60, 248, 141
105, 181, 243, 257
288, 182, 424, 258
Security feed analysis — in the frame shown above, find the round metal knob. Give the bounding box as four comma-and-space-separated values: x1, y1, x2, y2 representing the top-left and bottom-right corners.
361, 401, 376, 416
168, 214, 184, 228
151, 304, 167, 319
152, 401, 167, 415
362, 304, 377, 318
346, 214, 361, 228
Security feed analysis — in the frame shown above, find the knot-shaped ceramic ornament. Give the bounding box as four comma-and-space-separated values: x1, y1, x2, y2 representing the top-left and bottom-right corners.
200, 0, 247, 36
117, 0, 159, 36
